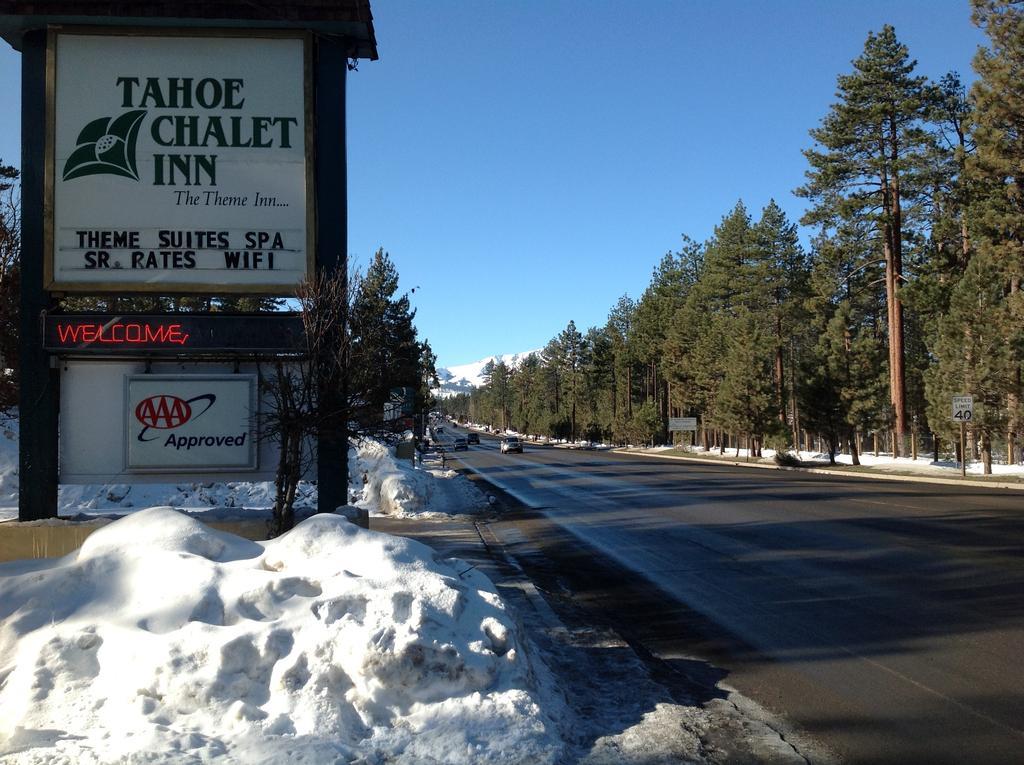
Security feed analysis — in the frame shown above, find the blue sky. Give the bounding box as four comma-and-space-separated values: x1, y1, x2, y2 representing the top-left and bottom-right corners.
0, 1, 986, 369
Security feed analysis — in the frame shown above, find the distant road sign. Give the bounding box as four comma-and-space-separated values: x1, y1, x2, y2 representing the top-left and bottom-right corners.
952, 395, 974, 422
385, 387, 415, 423
669, 417, 698, 431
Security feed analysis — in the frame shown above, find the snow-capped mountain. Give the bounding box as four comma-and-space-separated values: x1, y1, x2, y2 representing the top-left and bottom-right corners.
434, 351, 540, 397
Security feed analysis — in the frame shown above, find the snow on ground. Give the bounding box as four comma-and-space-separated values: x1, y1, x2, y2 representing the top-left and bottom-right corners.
0, 423, 486, 523
0, 417, 558, 764
668, 443, 1024, 480
349, 439, 487, 518
0, 507, 563, 764
6, 413, 1005, 763
55, 480, 315, 517
461, 419, 1021, 476
822, 450, 1024, 477
0, 417, 314, 523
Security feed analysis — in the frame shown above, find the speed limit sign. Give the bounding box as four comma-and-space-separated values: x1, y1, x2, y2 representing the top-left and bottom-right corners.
952, 395, 974, 422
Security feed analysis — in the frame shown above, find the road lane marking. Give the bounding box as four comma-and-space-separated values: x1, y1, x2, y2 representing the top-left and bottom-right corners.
847, 497, 934, 512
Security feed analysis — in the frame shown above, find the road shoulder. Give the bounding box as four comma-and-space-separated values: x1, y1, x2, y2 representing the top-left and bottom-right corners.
616, 447, 1024, 491
373, 510, 834, 765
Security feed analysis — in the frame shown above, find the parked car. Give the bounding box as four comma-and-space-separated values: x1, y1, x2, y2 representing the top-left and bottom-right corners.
500, 436, 523, 454
453, 437, 468, 451
466, 433, 480, 444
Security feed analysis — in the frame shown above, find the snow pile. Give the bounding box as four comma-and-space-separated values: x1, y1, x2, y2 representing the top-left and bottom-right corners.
56, 480, 317, 515
0, 414, 319, 521
0, 421, 482, 521
0, 507, 561, 764
350, 439, 487, 517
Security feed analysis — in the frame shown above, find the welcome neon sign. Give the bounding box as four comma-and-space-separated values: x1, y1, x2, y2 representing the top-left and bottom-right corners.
55, 320, 189, 346
44, 313, 304, 354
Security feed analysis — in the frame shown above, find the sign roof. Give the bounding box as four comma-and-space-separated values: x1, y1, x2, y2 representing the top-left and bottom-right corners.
0, 0, 377, 58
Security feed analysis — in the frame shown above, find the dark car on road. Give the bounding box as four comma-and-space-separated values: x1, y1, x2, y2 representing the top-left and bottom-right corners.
453, 437, 468, 451
466, 433, 480, 444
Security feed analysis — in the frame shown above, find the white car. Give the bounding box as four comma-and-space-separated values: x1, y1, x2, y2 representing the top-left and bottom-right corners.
500, 436, 523, 454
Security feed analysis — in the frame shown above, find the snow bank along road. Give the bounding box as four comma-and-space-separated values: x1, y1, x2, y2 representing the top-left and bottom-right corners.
447, 427, 1024, 765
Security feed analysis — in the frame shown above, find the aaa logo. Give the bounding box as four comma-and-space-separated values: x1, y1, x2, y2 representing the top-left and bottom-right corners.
135, 393, 216, 442
62, 110, 147, 181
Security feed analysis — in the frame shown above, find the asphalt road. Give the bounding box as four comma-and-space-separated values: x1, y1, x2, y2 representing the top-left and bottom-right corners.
440, 427, 1024, 764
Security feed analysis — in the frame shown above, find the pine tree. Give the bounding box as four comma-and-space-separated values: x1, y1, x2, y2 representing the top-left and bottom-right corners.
606, 294, 637, 426
583, 326, 615, 441
802, 228, 890, 462
925, 251, 1014, 472
631, 239, 702, 440
697, 202, 755, 315
714, 310, 781, 457
481, 357, 512, 430
348, 249, 431, 431
554, 320, 588, 442
969, 0, 1024, 462
628, 399, 662, 446
511, 353, 542, 435
902, 72, 977, 452
799, 25, 940, 455
927, 71, 976, 281
477, 360, 497, 427
797, 355, 845, 463
971, 0, 1024, 255
800, 300, 889, 465
751, 201, 811, 436
663, 211, 752, 448
214, 295, 285, 312
540, 337, 568, 439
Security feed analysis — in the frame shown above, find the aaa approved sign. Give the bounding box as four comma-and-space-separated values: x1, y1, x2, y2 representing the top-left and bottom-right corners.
125, 375, 257, 471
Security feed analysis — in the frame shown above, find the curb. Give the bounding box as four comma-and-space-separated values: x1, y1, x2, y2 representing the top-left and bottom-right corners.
473, 520, 567, 633
615, 448, 1024, 491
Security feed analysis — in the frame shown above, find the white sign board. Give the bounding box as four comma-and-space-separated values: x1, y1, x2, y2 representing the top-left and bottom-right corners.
126, 375, 257, 471
60, 362, 282, 483
951, 395, 974, 423
50, 32, 310, 292
669, 417, 698, 432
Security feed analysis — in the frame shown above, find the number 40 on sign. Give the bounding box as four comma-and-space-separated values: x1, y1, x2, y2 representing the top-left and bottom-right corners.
952, 395, 974, 422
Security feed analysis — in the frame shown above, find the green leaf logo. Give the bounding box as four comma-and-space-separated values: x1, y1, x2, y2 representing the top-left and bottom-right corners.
62, 110, 147, 182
